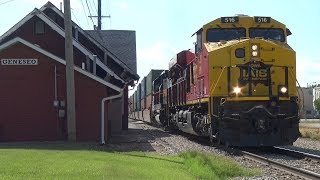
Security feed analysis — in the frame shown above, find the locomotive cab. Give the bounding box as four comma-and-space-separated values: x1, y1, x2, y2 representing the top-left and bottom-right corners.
197, 16, 300, 146
145, 15, 300, 147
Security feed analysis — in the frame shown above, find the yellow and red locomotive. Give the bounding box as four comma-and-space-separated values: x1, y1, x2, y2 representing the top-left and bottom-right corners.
150, 15, 299, 146
130, 15, 300, 146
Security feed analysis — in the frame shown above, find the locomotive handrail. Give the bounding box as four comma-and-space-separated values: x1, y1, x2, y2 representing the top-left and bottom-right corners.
210, 66, 227, 94
288, 68, 305, 118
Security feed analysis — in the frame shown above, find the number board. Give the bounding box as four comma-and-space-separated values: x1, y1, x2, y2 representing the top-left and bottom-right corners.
221, 17, 239, 23
254, 17, 271, 23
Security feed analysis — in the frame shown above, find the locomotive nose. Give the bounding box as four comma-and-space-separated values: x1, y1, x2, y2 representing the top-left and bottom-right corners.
244, 105, 272, 133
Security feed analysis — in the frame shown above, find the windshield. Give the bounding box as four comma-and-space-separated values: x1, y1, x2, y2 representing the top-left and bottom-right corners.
249, 28, 285, 42
206, 28, 246, 42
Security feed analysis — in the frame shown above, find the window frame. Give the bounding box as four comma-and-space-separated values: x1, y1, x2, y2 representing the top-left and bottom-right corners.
206, 27, 246, 42
249, 27, 285, 42
196, 31, 203, 53
34, 20, 45, 35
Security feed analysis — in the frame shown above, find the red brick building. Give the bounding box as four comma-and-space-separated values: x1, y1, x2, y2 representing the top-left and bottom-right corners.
0, 2, 138, 142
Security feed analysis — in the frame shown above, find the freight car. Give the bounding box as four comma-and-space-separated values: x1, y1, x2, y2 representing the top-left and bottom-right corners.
130, 15, 300, 147
129, 70, 164, 122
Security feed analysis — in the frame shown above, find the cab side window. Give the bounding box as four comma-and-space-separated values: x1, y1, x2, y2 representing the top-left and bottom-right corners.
195, 31, 202, 53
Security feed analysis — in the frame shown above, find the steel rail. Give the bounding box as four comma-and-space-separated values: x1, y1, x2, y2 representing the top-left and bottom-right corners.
240, 150, 320, 180
273, 146, 320, 162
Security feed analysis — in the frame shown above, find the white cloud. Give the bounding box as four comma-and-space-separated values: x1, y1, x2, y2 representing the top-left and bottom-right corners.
296, 53, 320, 87
128, 41, 177, 96
115, 2, 128, 10
137, 41, 177, 78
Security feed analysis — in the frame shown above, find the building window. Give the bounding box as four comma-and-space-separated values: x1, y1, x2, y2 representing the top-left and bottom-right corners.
34, 20, 45, 35
47, 12, 57, 22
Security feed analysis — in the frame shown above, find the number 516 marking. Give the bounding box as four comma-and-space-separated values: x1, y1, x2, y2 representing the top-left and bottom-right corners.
221, 17, 239, 23
255, 17, 271, 23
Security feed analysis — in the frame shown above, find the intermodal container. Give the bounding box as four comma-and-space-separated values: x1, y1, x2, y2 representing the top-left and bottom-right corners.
145, 94, 152, 110
137, 83, 141, 101
141, 77, 146, 99
137, 84, 141, 111
129, 95, 134, 113
132, 92, 135, 111
146, 69, 164, 96
137, 99, 141, 111
141, 99, 145, 110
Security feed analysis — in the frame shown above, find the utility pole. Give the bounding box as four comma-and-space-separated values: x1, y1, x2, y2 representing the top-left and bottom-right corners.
88, 0, 110, 30
64, 0, 76, 141
98, 0, 101, 30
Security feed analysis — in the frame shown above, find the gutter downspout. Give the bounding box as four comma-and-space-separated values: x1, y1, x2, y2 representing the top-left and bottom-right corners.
101, 89, 124, 145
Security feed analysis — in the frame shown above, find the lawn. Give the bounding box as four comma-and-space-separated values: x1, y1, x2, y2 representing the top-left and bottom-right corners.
0, 142, 259, 179
300, 127, 320, 140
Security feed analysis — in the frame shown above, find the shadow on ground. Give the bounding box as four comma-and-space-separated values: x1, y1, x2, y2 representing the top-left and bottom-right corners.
0, 124, 171, 153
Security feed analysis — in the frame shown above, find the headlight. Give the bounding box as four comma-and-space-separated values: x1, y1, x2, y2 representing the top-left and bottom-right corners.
233, 86, 241, 94
252, 51, 258, 57
251, 44, 260, 57
251, 44, 258, 51
280, 86, 287, 93
278, 85, 288, 96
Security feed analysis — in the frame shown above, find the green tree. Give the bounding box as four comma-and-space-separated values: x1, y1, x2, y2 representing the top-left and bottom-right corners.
314, 98, 320, 113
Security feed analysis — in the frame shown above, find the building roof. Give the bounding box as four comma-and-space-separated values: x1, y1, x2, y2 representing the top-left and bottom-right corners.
0, 8, 126, 85
86, 30, 137, 74
0, 37, 121, 92
40, 1, 139, 81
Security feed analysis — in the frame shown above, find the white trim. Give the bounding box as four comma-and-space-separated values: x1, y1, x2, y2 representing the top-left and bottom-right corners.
35, 13, 125, 83
40, 4, 137, 77
0, 8, 125, 83
0, 37, 121, 92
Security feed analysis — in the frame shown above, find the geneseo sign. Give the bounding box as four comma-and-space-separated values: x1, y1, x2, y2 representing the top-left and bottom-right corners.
238, 61, 271, 86
1, 59, 38, 65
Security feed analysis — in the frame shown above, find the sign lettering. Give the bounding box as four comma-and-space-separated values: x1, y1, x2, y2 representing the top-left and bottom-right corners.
1, 59, 38, 65
254, 17, 271, 23
221, 17, 239, 23
238, 61, 271, 86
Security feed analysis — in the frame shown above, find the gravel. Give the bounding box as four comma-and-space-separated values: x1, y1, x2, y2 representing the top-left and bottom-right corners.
290, 138, 320, 154
108, 119, 319, 179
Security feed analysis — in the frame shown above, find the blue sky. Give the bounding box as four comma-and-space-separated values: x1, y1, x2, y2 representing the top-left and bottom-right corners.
1, 0, 319, 89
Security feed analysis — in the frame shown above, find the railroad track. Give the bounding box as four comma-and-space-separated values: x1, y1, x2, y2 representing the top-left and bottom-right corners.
185, 135, 320, 179
238, 148, 320, 180
130, 119, 320, 179
273, 146, 320, 163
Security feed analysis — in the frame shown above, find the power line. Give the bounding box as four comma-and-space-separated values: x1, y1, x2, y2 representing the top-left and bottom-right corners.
0, 0, 16, 6
85, 0, 95, 27
79, 0, 91, 28
71, 9, 80, 26
91, 0, 98, 14
88, 0, 97, 15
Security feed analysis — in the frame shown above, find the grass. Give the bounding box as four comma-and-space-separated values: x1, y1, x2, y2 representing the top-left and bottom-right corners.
0, 142, 259, 180
300, 127, 320, 140
179, 151, 258, 179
